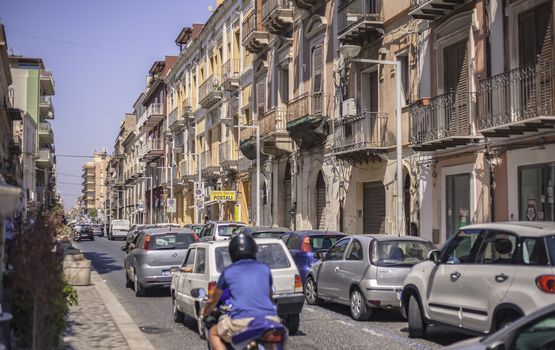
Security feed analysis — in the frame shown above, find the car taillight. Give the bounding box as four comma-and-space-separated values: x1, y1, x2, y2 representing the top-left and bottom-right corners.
294, 274, 303, 293
260, 330, 284, 343
143, 234, 151, 250
193, 233, 200, 241
207, 281, 217, 301
301, 237, 311, 253
536, 275, 555, 293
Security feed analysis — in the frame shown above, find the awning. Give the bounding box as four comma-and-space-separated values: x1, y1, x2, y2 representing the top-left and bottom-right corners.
286, 115, 329, 149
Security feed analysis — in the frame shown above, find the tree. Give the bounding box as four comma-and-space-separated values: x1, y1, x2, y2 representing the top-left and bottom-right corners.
88, 208, 97, 219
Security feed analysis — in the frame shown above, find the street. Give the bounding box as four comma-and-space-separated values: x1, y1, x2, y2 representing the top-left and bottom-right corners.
75, 237, 473, 350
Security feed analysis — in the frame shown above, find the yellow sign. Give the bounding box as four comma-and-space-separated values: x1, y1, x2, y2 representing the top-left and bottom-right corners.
210, 191, 236, 201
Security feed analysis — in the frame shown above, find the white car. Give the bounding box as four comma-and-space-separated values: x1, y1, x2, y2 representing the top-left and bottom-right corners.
198, 221, 246, 241
170, 238, 305, 336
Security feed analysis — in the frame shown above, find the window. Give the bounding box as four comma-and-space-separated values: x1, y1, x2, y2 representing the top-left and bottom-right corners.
374, 240, 433, 266
519, 163, 555, 222
441, 229, 482, 264
312, 45, 323, 94
513, 311, 555, 349
286, 235, 301, 250
217, 225, 243, 237
346, 239, 363, 261
134, 232, 145, 247
521, 237, 549, 266
256, 81, 265, 117
311, 235, 343, 251
183, 248, 196, 268
280, 66, 289, 104
475, 231, 518, 265
446, 173, 471, 237
326, 238, 350, 261
194, 248, 206, 274
216, 243, 290, 272
281, 234, 290, 244
397, 53, 409, 105
148, 233, 196, 250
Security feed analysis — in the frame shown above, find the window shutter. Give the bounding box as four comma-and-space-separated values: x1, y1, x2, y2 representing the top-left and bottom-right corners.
312, 46, 323, 93
443, 40, 469, 137
256, 82, 265, 118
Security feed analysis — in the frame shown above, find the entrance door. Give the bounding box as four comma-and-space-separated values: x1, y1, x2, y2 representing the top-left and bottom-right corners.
519, 163, 555, 221
446, 173, 471, 238
316, 171, 326, 229
363, 181, 385, 234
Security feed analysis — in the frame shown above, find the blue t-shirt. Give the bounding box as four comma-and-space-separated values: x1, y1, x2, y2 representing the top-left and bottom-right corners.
216, 259, 277, 319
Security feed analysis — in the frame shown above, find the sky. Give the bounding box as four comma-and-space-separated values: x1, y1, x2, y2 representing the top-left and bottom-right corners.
1, 0, 213, 209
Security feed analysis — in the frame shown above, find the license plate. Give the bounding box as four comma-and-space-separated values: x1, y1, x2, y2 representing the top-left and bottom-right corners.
162, 271, 171, 277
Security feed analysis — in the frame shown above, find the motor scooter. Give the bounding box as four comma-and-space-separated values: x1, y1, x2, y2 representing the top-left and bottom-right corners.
191, 288, 288, 350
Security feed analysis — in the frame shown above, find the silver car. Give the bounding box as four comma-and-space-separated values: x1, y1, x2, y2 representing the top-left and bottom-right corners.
198, 221, 246, 241
123, 228, 198, 297
305, 234, 433, 321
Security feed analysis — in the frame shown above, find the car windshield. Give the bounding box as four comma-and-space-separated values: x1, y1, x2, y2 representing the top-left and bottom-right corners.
311, 235, 344, 251
218, 225, 243, 236
374, 240, 433, 267
191, 226, 202, 234
149, 233, 195, 250
215, 243, 291, 272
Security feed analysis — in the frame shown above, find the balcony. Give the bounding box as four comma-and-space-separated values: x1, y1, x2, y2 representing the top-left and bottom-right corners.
201, 149, 220, 175
199, 74, 223, 109
8, 139, 21, 156
409, 91, 480, 151
286, 92, 330, 149
219, 140, 239, 170
40, 69, 55, 96
139, 139, 164, 162
332, 112, 389, 162
222, 59, 241, 92
168, 107, 184, 131
139, 103, 165, 133
242, 11, 270, 54
262, 0, 293, 34
479, 60, 555, 138
260, 107, 291, 156
180, 159, 196, 182
239, 122, 257, 160
338, 0, 383, 44
38, 122, 54, 144
37, 148, 53, 169
182, 97, 195, 121
409, 0, 468, 21
39, 95, 54, 120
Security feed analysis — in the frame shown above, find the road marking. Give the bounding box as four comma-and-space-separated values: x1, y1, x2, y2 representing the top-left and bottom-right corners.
91, 269, 155, 350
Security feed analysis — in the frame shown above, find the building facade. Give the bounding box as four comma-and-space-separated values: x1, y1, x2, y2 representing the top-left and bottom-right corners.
80, 151, 109, 216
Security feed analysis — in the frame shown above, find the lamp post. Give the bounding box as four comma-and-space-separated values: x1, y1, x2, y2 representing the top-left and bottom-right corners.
338, 44, 404, 236
138, 176, 153, 224
234, 124, 260, 226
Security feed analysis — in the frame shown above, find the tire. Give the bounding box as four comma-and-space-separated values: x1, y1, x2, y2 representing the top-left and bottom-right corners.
408, 295, 427, 338
493, 313, 520, 332
134, 273, 146, 297
304, 277, 321, 305
125, 271, 133, 288
350, 288, 371, 321
172, 296, 185, 323
284, 314, 300, 335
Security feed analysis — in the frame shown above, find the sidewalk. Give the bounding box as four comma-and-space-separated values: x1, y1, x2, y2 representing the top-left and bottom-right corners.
63, 269, 155, 350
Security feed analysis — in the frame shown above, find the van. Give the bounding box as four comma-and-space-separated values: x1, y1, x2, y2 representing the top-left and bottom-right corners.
110, 219, 130, 241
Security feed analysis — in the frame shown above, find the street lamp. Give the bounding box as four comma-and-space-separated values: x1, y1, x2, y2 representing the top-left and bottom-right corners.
338, 44, 404, 236
234, 124, 260, 226
138, 176, 153, 224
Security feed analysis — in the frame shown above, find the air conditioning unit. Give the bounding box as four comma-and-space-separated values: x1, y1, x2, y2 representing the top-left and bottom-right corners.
342, 98, 357, 117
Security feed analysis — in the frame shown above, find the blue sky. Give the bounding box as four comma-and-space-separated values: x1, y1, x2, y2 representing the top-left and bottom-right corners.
1, 0, 212, 209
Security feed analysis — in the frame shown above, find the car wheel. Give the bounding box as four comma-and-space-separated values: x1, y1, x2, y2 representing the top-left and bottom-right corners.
493, 312, 520, 332
134, 273, 145, 297
350, 288, 371, 321
408, 295, 427, 338
304, 277, 321, 305
284, 314, 300, 335
125, 271, 133, 288
172, 295, 184, 323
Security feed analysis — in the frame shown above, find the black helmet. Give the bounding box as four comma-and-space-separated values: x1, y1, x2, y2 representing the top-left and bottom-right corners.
229, 233, 257, 262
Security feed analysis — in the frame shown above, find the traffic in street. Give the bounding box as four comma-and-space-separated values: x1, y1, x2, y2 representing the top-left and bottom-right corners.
74, 235, 471, 350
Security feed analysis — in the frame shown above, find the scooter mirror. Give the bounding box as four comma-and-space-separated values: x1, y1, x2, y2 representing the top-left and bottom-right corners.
191, 288, 207, 299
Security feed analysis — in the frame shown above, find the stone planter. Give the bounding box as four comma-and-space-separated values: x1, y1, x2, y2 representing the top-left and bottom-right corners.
63, 256, 91, 286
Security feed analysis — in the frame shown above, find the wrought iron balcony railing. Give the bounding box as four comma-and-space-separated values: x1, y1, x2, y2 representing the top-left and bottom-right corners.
199, 74, 223, 108
409, 91, 475, 144
242, 10, 270, 53
286, 92, 329, 123
260, 107, 287, 137
479, 60, 555, 130
222, 59, 241, 90
333, 112, 389, 152
338, 0, 382, 37
262, 0, 293, 33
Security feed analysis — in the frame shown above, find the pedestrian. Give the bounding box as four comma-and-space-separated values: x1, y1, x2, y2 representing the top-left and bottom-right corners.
4, 217, 14, 269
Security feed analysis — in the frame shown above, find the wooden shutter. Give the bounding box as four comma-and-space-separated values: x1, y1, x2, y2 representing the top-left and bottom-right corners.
443, 40, 469, 136
312, 46, 323, 93
316, 171, 326, 230
363, 182, 385, 234
370, 71, 379, 113
256, 81, 265, 118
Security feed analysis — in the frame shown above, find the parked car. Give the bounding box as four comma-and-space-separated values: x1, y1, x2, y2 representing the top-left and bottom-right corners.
233, 226, 290, 239
280, 230, 346, 284
74, 224, 94, 241
402, 222, 555, 339
305, 234, 433, 321
444, 302, 555, 350
184, 224, 203, 235
145, 223, 181, 229
110, 219, 130, 240
123, 228, 198, 297
92, 225, 103, 237
170, 238, 305, 335
198, 221, 246, 241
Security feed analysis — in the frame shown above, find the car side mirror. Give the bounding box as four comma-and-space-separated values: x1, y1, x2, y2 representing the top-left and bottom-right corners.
428, 250, 440, 264
191, 288, 207, 299
314, 251, 324, 260
180, 266, 193, 273
170, 266, 179, 274
120, 246, 128, 252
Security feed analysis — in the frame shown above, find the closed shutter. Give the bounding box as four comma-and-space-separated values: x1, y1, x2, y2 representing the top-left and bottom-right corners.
284, 162, 291, 227
363, 182, 385, 234
443, 40, 469, 137
316, 172, 326, 229
312, 46, 323, 114
256, 81, 265, 118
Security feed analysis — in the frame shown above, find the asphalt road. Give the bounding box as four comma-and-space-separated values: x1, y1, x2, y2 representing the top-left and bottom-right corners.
75, 237, 473, 350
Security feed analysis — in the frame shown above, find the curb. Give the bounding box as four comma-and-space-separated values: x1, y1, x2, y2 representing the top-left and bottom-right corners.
90, 269, 155, 350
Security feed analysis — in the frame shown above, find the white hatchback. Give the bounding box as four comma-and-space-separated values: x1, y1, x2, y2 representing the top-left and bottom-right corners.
170, 238, 305, 336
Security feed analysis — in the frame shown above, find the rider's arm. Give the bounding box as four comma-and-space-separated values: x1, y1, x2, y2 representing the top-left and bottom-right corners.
201, 287, 224, 318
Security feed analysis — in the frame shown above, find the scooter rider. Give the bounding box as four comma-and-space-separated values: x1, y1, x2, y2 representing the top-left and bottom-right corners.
201, 233, 280, 350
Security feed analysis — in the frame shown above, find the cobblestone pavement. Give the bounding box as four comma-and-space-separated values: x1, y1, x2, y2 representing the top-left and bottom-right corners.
63, 284, 130, 349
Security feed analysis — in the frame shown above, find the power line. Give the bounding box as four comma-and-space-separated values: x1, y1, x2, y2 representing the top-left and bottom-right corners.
56, 154, 96, 159
6, 25, 158, 59
36, 168, 82, 178
57, 181, 83, 186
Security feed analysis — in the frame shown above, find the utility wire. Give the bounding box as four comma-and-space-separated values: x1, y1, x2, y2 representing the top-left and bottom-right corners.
6, 25, 158, 59
57, 181, 84, 186
36, 168, 82, 178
